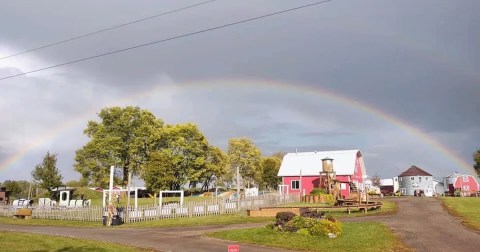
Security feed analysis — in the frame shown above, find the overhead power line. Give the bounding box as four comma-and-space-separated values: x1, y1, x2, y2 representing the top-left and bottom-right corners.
0, 0, 218, 60
0, 0, 335, 81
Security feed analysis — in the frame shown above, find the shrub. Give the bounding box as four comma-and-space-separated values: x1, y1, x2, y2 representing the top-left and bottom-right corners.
274, 211, 296, 230
286, 216, 306, 230
287, 216, 318, 230
296, 228, 310, 236
276, 212, 296, 222
309, 219, 342, 237
310, 188, 328, 195
299, 208, 325, 219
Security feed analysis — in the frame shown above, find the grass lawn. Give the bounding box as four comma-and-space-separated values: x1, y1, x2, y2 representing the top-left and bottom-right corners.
440, 197, 480, 230
122, 213, 273, 228
0, 213, 272, 229
0, 231, 145, 252
208, 222, 411, 252
0, 216, 103, 227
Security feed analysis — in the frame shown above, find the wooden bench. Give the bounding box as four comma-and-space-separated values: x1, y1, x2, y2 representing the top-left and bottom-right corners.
13, 209, 32, 219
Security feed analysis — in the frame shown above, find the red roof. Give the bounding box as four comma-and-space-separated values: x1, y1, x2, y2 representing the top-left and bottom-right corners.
399, 166, 432, 177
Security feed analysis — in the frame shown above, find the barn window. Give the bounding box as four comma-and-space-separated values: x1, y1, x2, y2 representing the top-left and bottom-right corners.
411, 176, 414, 181
425, 177, 429, 181
419, 177, 422, 182
463, 176, 469, 182
399, 177, 402, 182
400, 188, 406, 194
291, 180, 300, 190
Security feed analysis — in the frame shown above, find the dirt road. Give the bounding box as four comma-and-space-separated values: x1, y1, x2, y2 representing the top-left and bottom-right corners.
1, 197, 479, 251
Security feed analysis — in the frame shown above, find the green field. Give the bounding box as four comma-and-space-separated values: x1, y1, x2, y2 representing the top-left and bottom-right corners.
0, 216, 103, 227
440, 197, 480, 230
123, 213, 272, 228
0, 231, 144, 252
208, 222, 411, 252
0, 213, 272, 228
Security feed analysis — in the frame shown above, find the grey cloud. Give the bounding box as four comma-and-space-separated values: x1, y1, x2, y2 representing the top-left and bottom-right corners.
0, 0, 478, 182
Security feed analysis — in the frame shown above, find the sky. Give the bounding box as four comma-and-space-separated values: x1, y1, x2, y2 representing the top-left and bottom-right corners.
0, 0, 479, 185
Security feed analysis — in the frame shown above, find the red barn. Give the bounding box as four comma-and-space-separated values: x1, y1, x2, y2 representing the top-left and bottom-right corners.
444, 172, 480, 196
277, 150, 367, 198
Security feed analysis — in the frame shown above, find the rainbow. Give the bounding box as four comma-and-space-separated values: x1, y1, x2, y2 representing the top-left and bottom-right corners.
0, 78, 474, 175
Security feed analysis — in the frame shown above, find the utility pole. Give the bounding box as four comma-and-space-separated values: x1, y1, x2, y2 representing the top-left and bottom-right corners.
126, 171, 132, 221
236, 166, 240, 209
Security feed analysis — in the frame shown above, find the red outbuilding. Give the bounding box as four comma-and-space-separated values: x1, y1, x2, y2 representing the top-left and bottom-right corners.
277, 150, 367, 198
444, 172, 480, 196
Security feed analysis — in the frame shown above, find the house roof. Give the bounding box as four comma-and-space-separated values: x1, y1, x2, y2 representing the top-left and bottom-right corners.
445, 172, 473, 178
380, 178, 394, 186
277, 150, 363, 177
445, 172, 480, 184
398, 166, 432, 177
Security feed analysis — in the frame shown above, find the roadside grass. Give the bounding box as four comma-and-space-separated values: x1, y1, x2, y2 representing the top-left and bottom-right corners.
440, 197, 480, 231
0, 213, 272, 229
121, 213, 273, 228
208, 222, 411, 252
0, 231, 146, 252
0, 216, 103, 227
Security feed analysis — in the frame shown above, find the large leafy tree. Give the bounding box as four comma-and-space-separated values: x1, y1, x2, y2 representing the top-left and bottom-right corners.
74, 106, 163, 187
261, 156, 281, 190
1, 180, 31, 199
141, 123, 213, 191
199, 146, 228, 191
142, 149, 177, 192
31, 152, 63, 195
227, 138, 262, 188
474, 150, 480, 177
272, 151, 287, 160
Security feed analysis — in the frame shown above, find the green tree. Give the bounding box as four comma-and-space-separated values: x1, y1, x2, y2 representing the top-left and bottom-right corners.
227, 138, 263, 188
65, 180, 85, 187
370, 174, 381, 187
141, 123, 213, 191
31, 152, 63, 195
474, 150, 480, 177
142, 149, 177, 192
74, 106, 163, 187
200, 146, 228, 191
2, 180, 31, 199
261, 156, 281, 190
272, 151, 287, 160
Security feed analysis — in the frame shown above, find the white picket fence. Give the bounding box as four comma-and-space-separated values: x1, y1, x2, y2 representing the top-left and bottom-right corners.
0, 192, 300, 223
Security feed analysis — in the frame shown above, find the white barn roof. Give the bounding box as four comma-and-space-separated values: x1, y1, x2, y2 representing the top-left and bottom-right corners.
380, 178, 394, 186
277, 150, 364, 177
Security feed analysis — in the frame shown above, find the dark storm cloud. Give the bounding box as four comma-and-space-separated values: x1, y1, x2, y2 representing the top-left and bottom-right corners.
1, 0, 479, 180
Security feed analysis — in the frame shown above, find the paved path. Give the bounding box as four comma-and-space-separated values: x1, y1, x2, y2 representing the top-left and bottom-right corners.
342, 197, 480, 252
1, 197, 479, 251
